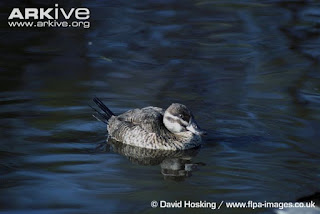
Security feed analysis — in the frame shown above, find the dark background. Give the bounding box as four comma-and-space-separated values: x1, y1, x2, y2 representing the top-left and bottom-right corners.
1, 0, 320, 213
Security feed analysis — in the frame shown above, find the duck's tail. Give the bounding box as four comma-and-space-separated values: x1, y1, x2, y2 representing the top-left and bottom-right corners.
90, 97, 115, 124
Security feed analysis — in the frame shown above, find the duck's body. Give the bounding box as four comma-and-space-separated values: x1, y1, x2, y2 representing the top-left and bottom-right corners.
107, 106, 202, 150
92, 98, 205, 151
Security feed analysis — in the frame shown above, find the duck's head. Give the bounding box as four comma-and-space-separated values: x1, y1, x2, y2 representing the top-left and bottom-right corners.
163, 103, 206, 136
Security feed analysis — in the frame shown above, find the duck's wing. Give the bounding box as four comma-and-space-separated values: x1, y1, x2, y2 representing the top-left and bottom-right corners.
107, 107, 177, 149
116, 106, 166, 134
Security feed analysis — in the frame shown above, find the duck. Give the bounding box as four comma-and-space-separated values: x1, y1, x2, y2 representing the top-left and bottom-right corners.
91, 97, 206, 150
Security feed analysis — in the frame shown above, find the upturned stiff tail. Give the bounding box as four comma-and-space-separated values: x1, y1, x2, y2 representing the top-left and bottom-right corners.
90, 97, 115, 124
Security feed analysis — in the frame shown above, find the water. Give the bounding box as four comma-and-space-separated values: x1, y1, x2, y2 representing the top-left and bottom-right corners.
1, 0, 320, 213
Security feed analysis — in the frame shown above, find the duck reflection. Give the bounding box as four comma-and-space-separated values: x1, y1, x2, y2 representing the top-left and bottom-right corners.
99, 138, 205, 181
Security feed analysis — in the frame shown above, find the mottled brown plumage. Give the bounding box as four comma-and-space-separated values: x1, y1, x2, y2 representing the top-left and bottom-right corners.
92, 98, 205, 150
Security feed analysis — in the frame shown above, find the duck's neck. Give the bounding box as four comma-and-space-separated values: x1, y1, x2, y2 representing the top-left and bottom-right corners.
175, 131, 195, 142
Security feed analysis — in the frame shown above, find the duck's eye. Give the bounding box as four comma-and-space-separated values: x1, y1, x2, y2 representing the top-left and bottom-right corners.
179, 114, 183, 118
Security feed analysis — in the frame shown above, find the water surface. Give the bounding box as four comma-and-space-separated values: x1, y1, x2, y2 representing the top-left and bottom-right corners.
1, 0, 320, 213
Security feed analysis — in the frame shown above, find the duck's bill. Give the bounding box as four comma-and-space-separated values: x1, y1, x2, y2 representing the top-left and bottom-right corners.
186, 119, 207, 136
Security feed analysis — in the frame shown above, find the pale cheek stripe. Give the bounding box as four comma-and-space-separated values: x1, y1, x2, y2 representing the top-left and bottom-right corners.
165, 113, 188, 126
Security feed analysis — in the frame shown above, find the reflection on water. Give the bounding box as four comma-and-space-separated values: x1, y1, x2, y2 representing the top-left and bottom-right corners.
105, 139, 203, 181
1, 0, 320, 213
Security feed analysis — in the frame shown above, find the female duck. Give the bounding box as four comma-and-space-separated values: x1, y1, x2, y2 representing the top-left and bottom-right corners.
92, 97, 206, 150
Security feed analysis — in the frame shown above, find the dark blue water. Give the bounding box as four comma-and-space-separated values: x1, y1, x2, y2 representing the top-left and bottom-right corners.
1, 0, 320, 213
